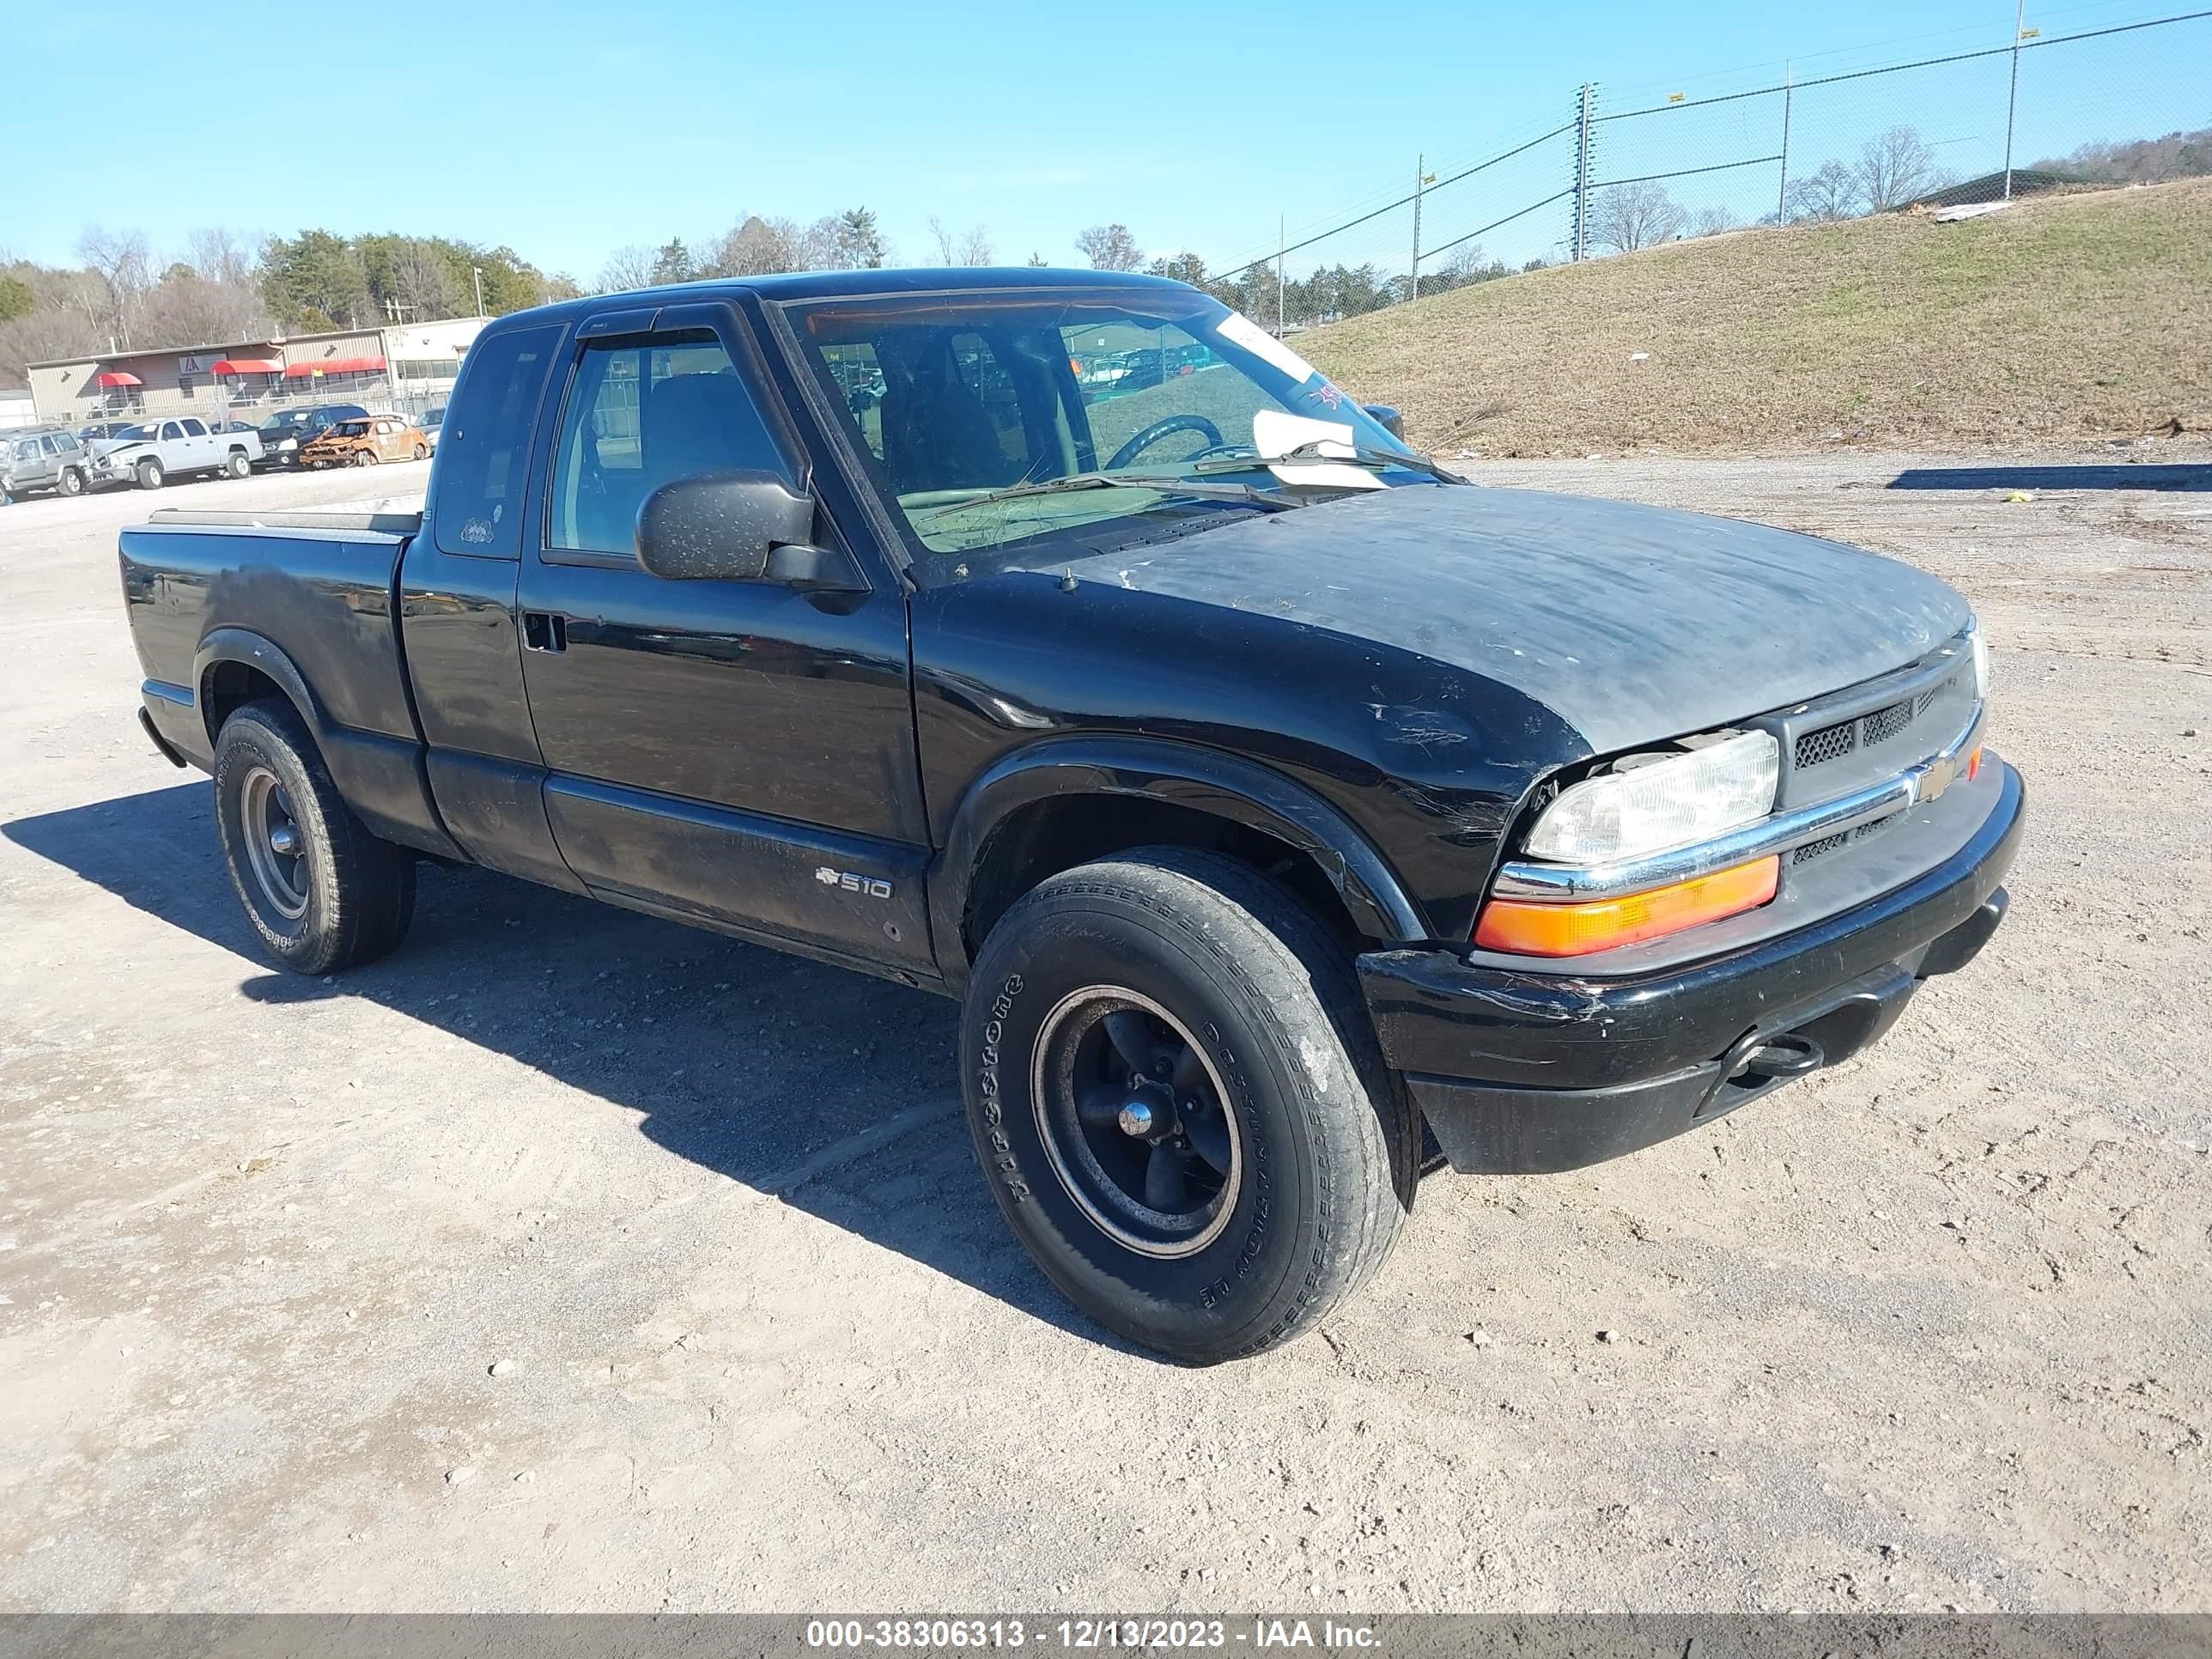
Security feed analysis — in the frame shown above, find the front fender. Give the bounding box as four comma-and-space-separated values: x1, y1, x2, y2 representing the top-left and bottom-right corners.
932, 733, 1429, 974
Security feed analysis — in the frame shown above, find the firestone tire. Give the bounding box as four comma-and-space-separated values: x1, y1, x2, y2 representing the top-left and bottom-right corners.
213, 699, 416, 975
960, 847, 1416, 1365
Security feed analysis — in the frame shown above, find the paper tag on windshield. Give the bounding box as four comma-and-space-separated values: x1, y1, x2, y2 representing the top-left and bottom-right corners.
1218, 313, 1320, 386
1251, 410, 1387, 490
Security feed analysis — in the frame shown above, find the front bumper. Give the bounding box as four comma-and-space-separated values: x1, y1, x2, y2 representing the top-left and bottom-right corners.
1358, 757, 2025, 1174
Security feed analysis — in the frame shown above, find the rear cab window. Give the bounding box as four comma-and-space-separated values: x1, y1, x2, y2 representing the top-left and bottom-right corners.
431, 324, 565, 560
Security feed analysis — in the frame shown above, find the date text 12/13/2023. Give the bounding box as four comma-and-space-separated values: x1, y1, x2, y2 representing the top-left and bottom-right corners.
803, 1619, 1382, 1649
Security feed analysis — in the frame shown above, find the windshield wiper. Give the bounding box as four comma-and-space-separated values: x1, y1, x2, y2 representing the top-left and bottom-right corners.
1194, 441, 1468, 485
918, 471, 1304, 522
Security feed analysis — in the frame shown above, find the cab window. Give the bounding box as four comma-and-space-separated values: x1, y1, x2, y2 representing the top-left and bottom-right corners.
544, 328, 788, 564
160, 422, 183, 441
179, 418, 207, 437
430, 324, 563, 560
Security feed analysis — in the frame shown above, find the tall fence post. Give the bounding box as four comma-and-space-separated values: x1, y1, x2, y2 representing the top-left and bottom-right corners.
1777, 60, 1793, 222
1571, 83, 1595, 261
2003, 0, 2027, 199
1275, 216, 1285, 335
1410, 154, 1424, 302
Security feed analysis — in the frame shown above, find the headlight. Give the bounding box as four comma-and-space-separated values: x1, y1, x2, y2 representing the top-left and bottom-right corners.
279, 438, 297, 451
1969, 623, 1989, 699
1524, 729, 1780, 865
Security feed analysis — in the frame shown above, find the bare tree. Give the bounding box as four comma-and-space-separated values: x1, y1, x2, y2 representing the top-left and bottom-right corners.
388, 240, 460, 319
1786, 159, 1861, 222
928, 217, 994, 266
1688, 204, 1741, 237
927, 217, 958, 265
1855, 125, 1948, 210
1589, 181, 1686, 252
76, 225, 150, 346
596, 245, 657, 294
1075, 223, 1143, 271
711, 215, 805, 276
183, 228, 259, 289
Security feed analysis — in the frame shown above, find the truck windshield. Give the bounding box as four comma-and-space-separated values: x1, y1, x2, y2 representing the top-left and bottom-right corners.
782, 287, 1434, 563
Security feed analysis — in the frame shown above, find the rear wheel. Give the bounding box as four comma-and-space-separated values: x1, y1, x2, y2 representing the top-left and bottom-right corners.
136, 458, 163, 490
213, 699, 416, 974
960, 848, 1415, 1364
411, 442, 427, 460
225, 449, 251, 479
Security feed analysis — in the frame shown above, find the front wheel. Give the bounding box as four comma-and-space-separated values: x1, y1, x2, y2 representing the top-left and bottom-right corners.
58, 467, 85, 496
136, 459, 163, 489
214, 699, 416, 974
960, 848, 1415, 1364
352, 449, 377, 467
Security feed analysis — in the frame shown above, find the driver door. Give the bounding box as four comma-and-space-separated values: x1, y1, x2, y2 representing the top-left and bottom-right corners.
514, 301, 934, 974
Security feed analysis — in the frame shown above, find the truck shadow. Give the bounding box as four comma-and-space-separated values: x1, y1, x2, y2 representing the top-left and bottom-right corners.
3, 780, 1123, 1353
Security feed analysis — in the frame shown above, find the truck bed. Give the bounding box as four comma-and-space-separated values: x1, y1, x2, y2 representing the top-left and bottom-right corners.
119, 503, 443, 854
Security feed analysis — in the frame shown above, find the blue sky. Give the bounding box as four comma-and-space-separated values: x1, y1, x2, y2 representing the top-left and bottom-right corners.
1, 0, 2203, 283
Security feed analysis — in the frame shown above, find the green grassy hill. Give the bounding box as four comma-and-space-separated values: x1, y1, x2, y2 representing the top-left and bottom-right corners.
1301, 175, 2212, 455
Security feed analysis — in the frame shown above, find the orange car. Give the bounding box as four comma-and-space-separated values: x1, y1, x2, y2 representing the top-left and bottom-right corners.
299, 415, 430, 469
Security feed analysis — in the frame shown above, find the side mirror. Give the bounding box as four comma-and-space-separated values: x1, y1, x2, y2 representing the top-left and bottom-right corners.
1362, 404, 1407, 441
636, 471, 816, 583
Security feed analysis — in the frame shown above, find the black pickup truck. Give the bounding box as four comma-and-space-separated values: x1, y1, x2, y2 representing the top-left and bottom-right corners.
119, 269, 2022, 1364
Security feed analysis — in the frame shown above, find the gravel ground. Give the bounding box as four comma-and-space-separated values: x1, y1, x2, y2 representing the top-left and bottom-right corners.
0, 447, 2205, 1613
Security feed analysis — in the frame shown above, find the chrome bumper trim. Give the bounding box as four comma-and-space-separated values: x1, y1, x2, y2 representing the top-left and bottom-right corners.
1493, 702, 1988, 902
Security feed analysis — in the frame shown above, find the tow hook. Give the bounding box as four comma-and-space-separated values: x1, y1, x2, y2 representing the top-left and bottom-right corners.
1735, 1032, 1825, 1080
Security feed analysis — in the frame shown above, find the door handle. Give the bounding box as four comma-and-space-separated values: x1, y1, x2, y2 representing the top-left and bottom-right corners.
522, 611, 568, 653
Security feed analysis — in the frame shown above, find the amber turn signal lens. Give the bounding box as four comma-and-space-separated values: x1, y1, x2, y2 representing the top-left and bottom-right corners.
1966, 746, 1984, 781
1474, 856, 1781, 957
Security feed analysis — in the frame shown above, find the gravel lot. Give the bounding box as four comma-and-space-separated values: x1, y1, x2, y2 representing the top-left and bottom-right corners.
1, 447, 2206, 1613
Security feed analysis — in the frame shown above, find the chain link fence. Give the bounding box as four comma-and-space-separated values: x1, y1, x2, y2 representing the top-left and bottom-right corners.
1206, 9, 2211, 331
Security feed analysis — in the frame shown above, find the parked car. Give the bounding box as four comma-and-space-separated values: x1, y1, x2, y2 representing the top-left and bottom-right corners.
78, 420, 141, 445
88, 417, 259, 489
298, 414, 429, 469
253, 404, 371, 468
1, 426, 94, 500
418, 407, 446, 452
118, 269, 2021, 1364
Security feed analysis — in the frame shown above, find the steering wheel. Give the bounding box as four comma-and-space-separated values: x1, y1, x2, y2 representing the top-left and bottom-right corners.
1105, 414, 1224, 471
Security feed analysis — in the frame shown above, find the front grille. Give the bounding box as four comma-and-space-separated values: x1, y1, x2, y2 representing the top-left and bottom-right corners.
1860, 698, 1915, 746
1791, 811, 1901, 869
1796, 720, 1856, 769
1792, 831, 1849, 866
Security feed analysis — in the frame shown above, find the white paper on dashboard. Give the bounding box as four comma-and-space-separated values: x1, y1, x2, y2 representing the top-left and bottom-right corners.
1218, 313, 1321, 386
1251, 409, 1387, 490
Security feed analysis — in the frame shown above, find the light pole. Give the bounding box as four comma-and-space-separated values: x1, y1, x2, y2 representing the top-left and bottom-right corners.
471, 265, 486, 317
2002, 0, 2028, 201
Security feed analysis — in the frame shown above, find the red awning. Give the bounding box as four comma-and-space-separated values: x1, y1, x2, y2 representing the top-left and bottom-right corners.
211, 358, 283, 375
285, 356, 386, 378
94, 371, 143, 388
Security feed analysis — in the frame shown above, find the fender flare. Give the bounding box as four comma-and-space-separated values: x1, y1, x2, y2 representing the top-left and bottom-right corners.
191, 627, 328, 749
933, 734, 1429, 966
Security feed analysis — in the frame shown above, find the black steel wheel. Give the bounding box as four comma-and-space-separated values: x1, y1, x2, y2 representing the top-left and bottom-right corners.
960, 847, 1416, 1364
1030, 986, 1243, 1259
213, 699, 416, 974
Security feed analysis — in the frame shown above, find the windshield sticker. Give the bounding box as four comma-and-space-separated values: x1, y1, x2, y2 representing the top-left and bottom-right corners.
1218, 313, 1319, 386
1251, 410, 1386, 491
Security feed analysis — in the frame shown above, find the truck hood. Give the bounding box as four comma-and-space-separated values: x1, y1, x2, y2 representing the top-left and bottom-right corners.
1056, 482, 1972, 755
